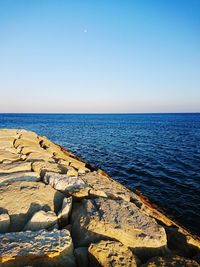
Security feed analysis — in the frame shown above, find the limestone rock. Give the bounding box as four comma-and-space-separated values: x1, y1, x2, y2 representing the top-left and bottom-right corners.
0, 181, 64, 231
0, 213, 10, 233
67, 167, 78, 177
0, 229, 76, 267
0, 129, 18, 137
43, 172, 89, 198
74, 247, 89, 267
89, 240, 137, 267
141, 255, 200, 266
24, 210, 57, 231
82, 172, 131, 201
26, 151, 53, 162
0, 172, 40, 185
0, 150, 19, 163
58, 197, 73, 227
71, 197, 167, 257
0, 161, 32, 174
32, 161, 68, 175
14, 138, 40, 148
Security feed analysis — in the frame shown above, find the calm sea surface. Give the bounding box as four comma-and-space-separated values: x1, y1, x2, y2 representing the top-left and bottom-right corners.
0, 113, 200, 235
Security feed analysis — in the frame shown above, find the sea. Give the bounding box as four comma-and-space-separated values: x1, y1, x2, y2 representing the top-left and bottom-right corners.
0, 113, 199, 235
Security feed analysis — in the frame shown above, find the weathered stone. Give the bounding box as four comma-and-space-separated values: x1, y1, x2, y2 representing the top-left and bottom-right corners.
70, 160, 90, 174
0, 150, 19, 163
58, 197, 73, 227
0, 213, 10, 233
14, 138, 40, 148
0, 229, 76, 267
0, 172, 40, 185
43, 172, 89, 198
0, 129, 18, 137
71, 197, 167, 257
0, 181, 64, 231
0, 162, 32, 174
82, 172, 131, 201
89, 240, 137, 267
24, 210, 57, 231
74, 247, 89, 267
141, 255, 200, 266
67, 167, 78, 177
32, 161, 68, 175
0, 137, 14, 149
20, 146, 45, 155
26, 151, 53, 162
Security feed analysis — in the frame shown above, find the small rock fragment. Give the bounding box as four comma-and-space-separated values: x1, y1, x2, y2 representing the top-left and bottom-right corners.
89, 240, 137, 267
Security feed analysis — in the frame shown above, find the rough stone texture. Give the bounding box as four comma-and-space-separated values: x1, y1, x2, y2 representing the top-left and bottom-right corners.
58, 197, 73, 227
141, 255, 200, 266
24, 210, 57, 231
0, 213, 10, 233
0, 150, 19, 163
0, 229, 76, 267
26, 151, 53, 162
89, 240, 137, 267
32, 161, 68, 175
0, 181, 64, 231
74, 247, 89, 267
71, 197, 167, 257
0, 162, 32, 174
43, 172, 89, 198
0, 172, 40, 185
82, 172, 131, 201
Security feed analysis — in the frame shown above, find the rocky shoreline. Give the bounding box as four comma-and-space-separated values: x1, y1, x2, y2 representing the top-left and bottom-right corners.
0, 129, 199, 266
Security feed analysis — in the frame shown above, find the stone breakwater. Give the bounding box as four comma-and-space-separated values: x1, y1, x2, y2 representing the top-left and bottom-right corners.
0, 129, 199, 267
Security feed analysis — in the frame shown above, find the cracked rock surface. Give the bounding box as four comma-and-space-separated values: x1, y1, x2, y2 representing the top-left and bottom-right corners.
0, 129, 200, 266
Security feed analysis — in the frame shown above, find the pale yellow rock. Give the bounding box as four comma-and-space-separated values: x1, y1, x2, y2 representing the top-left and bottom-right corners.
89, 240, 137, 267
32, 161, 68, 174
26, 151, 53, 162
0, 150, 20, 163
71, 198, 167, 257
18, 129, 39, 139
0, 136, 14, 149
141, 255, 200, 266
0, 181, 64, 231
67, 167, 78, 177
0, 229, 76, 267
14, 138, 40, 148
82, 172, 131, 201
0, 161, 32, 173
20, 146, 46, 155
0, 129, 18, 137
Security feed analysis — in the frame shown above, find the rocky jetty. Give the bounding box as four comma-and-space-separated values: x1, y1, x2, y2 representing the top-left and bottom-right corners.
0, 129, 199, 267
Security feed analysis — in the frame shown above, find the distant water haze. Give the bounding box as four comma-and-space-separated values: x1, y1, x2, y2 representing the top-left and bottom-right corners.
0, 0, 200, 113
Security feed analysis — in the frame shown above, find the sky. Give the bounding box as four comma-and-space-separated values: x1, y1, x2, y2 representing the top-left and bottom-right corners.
0, 0, 200, 113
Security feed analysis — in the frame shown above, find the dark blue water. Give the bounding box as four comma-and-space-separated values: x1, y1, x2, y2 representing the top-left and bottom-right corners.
0, 113, 200, 235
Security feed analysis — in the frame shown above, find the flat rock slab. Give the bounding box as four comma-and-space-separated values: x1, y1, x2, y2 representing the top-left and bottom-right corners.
89, 240, 137, 267
0, 172, 40, 185
71, 197, 167, 257
82, 172, 131, 201
43, 172, 89, 198
0, 229, 76, 267
0, 162, 32, 174
0, 181, 64, 231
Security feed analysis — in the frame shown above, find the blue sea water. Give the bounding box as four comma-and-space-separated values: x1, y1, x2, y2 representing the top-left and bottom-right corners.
0, 113, 200, 235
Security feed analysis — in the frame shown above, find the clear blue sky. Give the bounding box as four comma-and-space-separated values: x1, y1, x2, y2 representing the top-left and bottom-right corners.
0, 0, 199, 113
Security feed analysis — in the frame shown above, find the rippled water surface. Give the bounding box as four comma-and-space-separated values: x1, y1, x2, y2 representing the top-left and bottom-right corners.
0, 113, 200, 235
